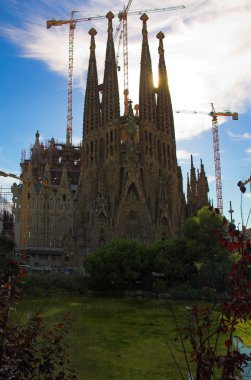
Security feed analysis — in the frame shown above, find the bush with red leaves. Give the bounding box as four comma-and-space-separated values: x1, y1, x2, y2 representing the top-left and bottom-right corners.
183, 208, 251, 380
0, 261, 78, 379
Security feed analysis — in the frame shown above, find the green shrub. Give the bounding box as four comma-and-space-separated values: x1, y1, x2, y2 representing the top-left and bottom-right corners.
152, 277, 168, 293
22, 273, 87, 297
170, 284, 220, 301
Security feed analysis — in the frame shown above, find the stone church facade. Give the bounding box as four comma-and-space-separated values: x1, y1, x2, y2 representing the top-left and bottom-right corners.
12, 13, 209, 264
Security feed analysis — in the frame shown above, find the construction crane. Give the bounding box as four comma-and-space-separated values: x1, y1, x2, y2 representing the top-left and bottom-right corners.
0, 168, 57, 248
47, 4, 185, 127
237, 175, 251, 194
0, 168, 29, 247
176, 103, 238, 214
114, 0, 133, 116
210, 103, 238, 213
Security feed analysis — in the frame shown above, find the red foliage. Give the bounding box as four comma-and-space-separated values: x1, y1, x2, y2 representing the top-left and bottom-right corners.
184, 209, 251, 380
0, 262, 78, 379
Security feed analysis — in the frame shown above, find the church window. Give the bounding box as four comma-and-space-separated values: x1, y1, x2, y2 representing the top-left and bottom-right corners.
127, 183, 139, 200
101, 138, 104, 157
154, 136, 157, 158
167, 145, 171, 167
62, 194, 66, 202
98, 212, 106, 224
128, 210, 137, 221
162, 216, 168, 225
110, 131, 113, 142
158, 140, 161, 162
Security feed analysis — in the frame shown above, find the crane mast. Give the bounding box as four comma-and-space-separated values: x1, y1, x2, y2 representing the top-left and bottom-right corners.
210, 103, 238, 214
117, 0, 132, 115
66, 11, 76, 146
211, 103, 223, 212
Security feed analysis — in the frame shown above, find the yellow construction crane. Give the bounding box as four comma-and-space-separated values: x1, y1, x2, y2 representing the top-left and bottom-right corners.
47, 4, 185, 124
176, 103, 238, 214
0, 167, 57, 248
0, 167, 30, 247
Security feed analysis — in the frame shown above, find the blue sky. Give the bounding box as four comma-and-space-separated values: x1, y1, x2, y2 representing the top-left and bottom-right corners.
0, 0, 251, 228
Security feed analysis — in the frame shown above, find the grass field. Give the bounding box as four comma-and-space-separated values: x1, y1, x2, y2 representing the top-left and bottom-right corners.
17, 296, 195, 379
16, 296, 251, 379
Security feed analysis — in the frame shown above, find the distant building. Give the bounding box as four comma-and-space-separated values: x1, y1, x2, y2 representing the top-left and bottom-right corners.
11, 13, 209, 265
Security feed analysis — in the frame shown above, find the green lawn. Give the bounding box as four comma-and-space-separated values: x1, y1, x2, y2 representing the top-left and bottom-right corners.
16, 296, 194, 380
16, 296, 251, 379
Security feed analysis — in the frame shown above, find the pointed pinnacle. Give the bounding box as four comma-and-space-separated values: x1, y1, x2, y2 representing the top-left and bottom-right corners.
156, 31, 165, 40
106, 11, 114, 20
140, 13, 149, 22
89, 28, 97, 37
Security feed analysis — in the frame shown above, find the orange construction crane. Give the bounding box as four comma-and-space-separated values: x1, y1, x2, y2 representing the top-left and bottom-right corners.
176, 103, 238, 214
47, 4, 185, 127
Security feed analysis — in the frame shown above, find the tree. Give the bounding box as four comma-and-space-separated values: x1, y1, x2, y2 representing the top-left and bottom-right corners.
149, 239, 197, 288
167, 207, 251, 380
84, 239, 146, 291
183, 251, 251, 380
183, 207, 231, 291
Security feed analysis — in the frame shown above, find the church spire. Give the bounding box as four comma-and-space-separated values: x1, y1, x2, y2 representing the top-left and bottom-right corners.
190, 154, 197, 202
139, 14, 156, 125
83, 28, 101, 140
102, 12, 120, 125
197, 159, 209, 208
156, 32, 175, 134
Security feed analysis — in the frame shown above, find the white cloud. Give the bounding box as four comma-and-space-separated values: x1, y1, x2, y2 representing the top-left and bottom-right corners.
244, 192, 251, 200
176, 149, 198, 160
207, 175, 216, 184
246, 147, 251, 154
0, 175, 20, 191
1, 0, 251, 141
72, 136, 82, 146
228, 131, 251, 141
